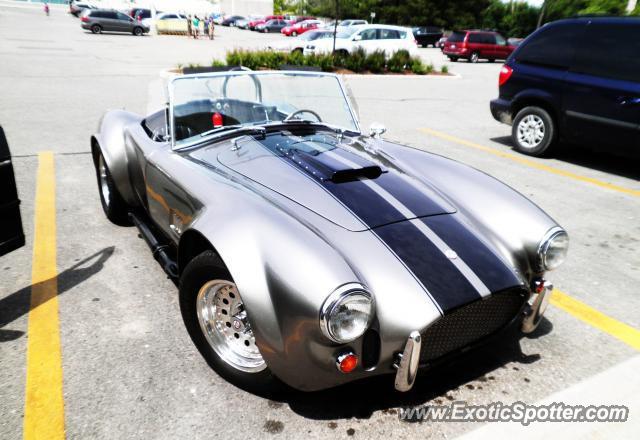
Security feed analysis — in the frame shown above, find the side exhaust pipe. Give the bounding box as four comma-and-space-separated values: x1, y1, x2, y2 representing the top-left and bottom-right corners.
129, 212, 178, 279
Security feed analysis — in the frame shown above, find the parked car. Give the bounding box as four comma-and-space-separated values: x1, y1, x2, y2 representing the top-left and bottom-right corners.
338, 19, 368, 27
256, 19, 289, 33
305, 24, 418, 57
491, 17, 640, 157
80, 9, 150, 36
443, 30, 514, 63
69, 1, 95, 17
412, 26, 443, 47
222, 15, 245, 26
507, 37, 523, 47
153, 12, 188, 34
281, 19, 322, 37
92, 70, 566, 393
268, 29, 335, 53
249, 15, 284, 30
213, 14, 226, 25
0, 126, 24, 258
134, 9, 153, 21
435, 35, 447, 50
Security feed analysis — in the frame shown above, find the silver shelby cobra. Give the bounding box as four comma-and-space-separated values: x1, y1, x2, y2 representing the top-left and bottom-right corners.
92, 71, 568, 392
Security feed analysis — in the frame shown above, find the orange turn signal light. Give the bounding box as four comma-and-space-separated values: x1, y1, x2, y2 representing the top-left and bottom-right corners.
336, 352, 358, 373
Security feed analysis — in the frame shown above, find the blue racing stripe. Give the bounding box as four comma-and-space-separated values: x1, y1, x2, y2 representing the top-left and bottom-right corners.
374, 220, 482, 313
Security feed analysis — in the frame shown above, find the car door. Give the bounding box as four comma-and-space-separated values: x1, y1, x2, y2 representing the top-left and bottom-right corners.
352, 28, 379, 54
116, 11, 134, 32
0, 126, 25, 257
380, 28, 404, 54
563, 22, 640, 151
493, 33, 510, 59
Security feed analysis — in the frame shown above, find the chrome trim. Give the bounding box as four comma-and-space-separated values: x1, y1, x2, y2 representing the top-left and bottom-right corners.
522, 281, 552, 333
393, 331, 421, 392
319, 283, 374, 343
537, 227, 568, 271
168, 70, 362, 151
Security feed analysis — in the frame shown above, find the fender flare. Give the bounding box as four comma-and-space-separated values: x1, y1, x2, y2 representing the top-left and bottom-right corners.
91, 110, 142, 207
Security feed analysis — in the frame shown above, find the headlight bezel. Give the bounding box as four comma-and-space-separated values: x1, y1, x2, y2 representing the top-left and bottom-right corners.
537, 227, 569, 271
320, 283, 375, 344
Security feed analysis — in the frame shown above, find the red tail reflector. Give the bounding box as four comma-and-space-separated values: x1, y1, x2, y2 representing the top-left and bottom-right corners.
212, 112, 223, 127
81, 16, 90, 22
499, 65, 513, 87
336, 352, 358, 373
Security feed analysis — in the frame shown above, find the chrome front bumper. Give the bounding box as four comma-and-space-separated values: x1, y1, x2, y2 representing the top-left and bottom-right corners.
522, 281, 552, 333
393, 331, 421, 392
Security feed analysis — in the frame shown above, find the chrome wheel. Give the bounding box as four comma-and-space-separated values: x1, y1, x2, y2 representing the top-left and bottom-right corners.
470, 52, 479, 63
196, 280, 266, 373
517, 114, 545, 149
98, 155, 110, 206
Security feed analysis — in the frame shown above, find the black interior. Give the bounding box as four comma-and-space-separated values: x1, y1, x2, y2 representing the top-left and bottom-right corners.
172, 99, 285, 141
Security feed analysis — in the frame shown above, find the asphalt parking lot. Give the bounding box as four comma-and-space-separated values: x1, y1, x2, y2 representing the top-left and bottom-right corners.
1, 2, 639, 439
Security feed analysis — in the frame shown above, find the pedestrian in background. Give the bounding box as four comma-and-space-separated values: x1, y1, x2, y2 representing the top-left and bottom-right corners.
187, 15, 192, 38
192, 15, 200, 39
208, 16, 214, 40
44, 2, 49, 16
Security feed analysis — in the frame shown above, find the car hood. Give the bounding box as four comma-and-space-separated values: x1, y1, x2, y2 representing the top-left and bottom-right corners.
190, 129, 455, 232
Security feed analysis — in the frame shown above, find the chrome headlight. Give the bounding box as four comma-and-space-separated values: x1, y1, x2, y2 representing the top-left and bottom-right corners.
320, 284, 374, 343
537, 227, 569, 271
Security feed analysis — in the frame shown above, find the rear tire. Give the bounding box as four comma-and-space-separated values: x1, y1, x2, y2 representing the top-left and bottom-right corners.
488, 58, 495, 63
179, 251, 282, 394
448, 56, 458, 62
94, 149, 131, 226
469, 51, 479, 63
91, 24, 102, 34
511, 106, 557, 156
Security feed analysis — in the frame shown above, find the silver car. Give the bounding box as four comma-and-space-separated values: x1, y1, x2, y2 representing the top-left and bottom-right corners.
91, 71, 568, 393
80, 9, 149, 36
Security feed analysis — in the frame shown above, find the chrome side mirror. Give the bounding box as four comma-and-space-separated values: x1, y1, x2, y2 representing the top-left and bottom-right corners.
369, 123, 387, 139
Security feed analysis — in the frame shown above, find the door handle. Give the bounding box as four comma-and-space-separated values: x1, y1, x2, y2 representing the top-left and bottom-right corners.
618, 97, 640, 106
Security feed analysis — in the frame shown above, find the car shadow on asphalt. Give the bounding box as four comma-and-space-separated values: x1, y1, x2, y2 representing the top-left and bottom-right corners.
268, 322, 550, 420
491, 136, 640, 181
0, 246, 115, 342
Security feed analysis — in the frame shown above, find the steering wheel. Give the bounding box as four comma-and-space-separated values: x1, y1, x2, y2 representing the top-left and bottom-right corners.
284, 109, 323, 123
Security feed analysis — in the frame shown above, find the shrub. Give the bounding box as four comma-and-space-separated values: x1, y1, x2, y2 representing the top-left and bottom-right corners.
409, 57, 427, 75
365, 50, 386, 73
288, 49, 305, 66
387, 49, 411, 73
211, 59, 226, 67
344, 47, 367, 73
441, 64, 449, 74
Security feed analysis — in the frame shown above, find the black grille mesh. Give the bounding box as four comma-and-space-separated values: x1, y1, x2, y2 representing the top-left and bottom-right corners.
420, 289, 527, 363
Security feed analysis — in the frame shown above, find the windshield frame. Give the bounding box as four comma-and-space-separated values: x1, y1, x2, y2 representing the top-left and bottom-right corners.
167, 70, 361, 150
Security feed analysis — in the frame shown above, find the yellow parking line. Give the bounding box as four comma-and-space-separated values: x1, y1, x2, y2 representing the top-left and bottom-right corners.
551, 289, 640, 351
23, 152, 65, 440
418, 127, 640, 197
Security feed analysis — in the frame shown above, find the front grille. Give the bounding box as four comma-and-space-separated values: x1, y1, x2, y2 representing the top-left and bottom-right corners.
420, 288, 527, 363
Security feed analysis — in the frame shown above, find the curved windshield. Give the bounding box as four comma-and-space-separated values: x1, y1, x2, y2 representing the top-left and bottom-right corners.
169, 72, 360, 148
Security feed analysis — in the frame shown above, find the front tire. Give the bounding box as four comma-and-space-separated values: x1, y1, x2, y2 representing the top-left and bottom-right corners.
511, 106, 557, 156
133, 27, 143, 36
469, 51, 479, 63
94, 150, 131, 225
448, 56, 458, 62
179, 251, 280, 393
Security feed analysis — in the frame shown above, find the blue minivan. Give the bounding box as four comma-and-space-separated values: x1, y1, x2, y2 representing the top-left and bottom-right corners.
490, 17, 640, 157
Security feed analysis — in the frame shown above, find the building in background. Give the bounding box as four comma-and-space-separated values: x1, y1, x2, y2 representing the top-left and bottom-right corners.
218, 0, 273, 16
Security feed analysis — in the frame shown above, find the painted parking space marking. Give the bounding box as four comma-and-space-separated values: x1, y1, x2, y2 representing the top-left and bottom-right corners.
418, 127, 640, 197
551, 289, 640, 351
23, 152, 65, 440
